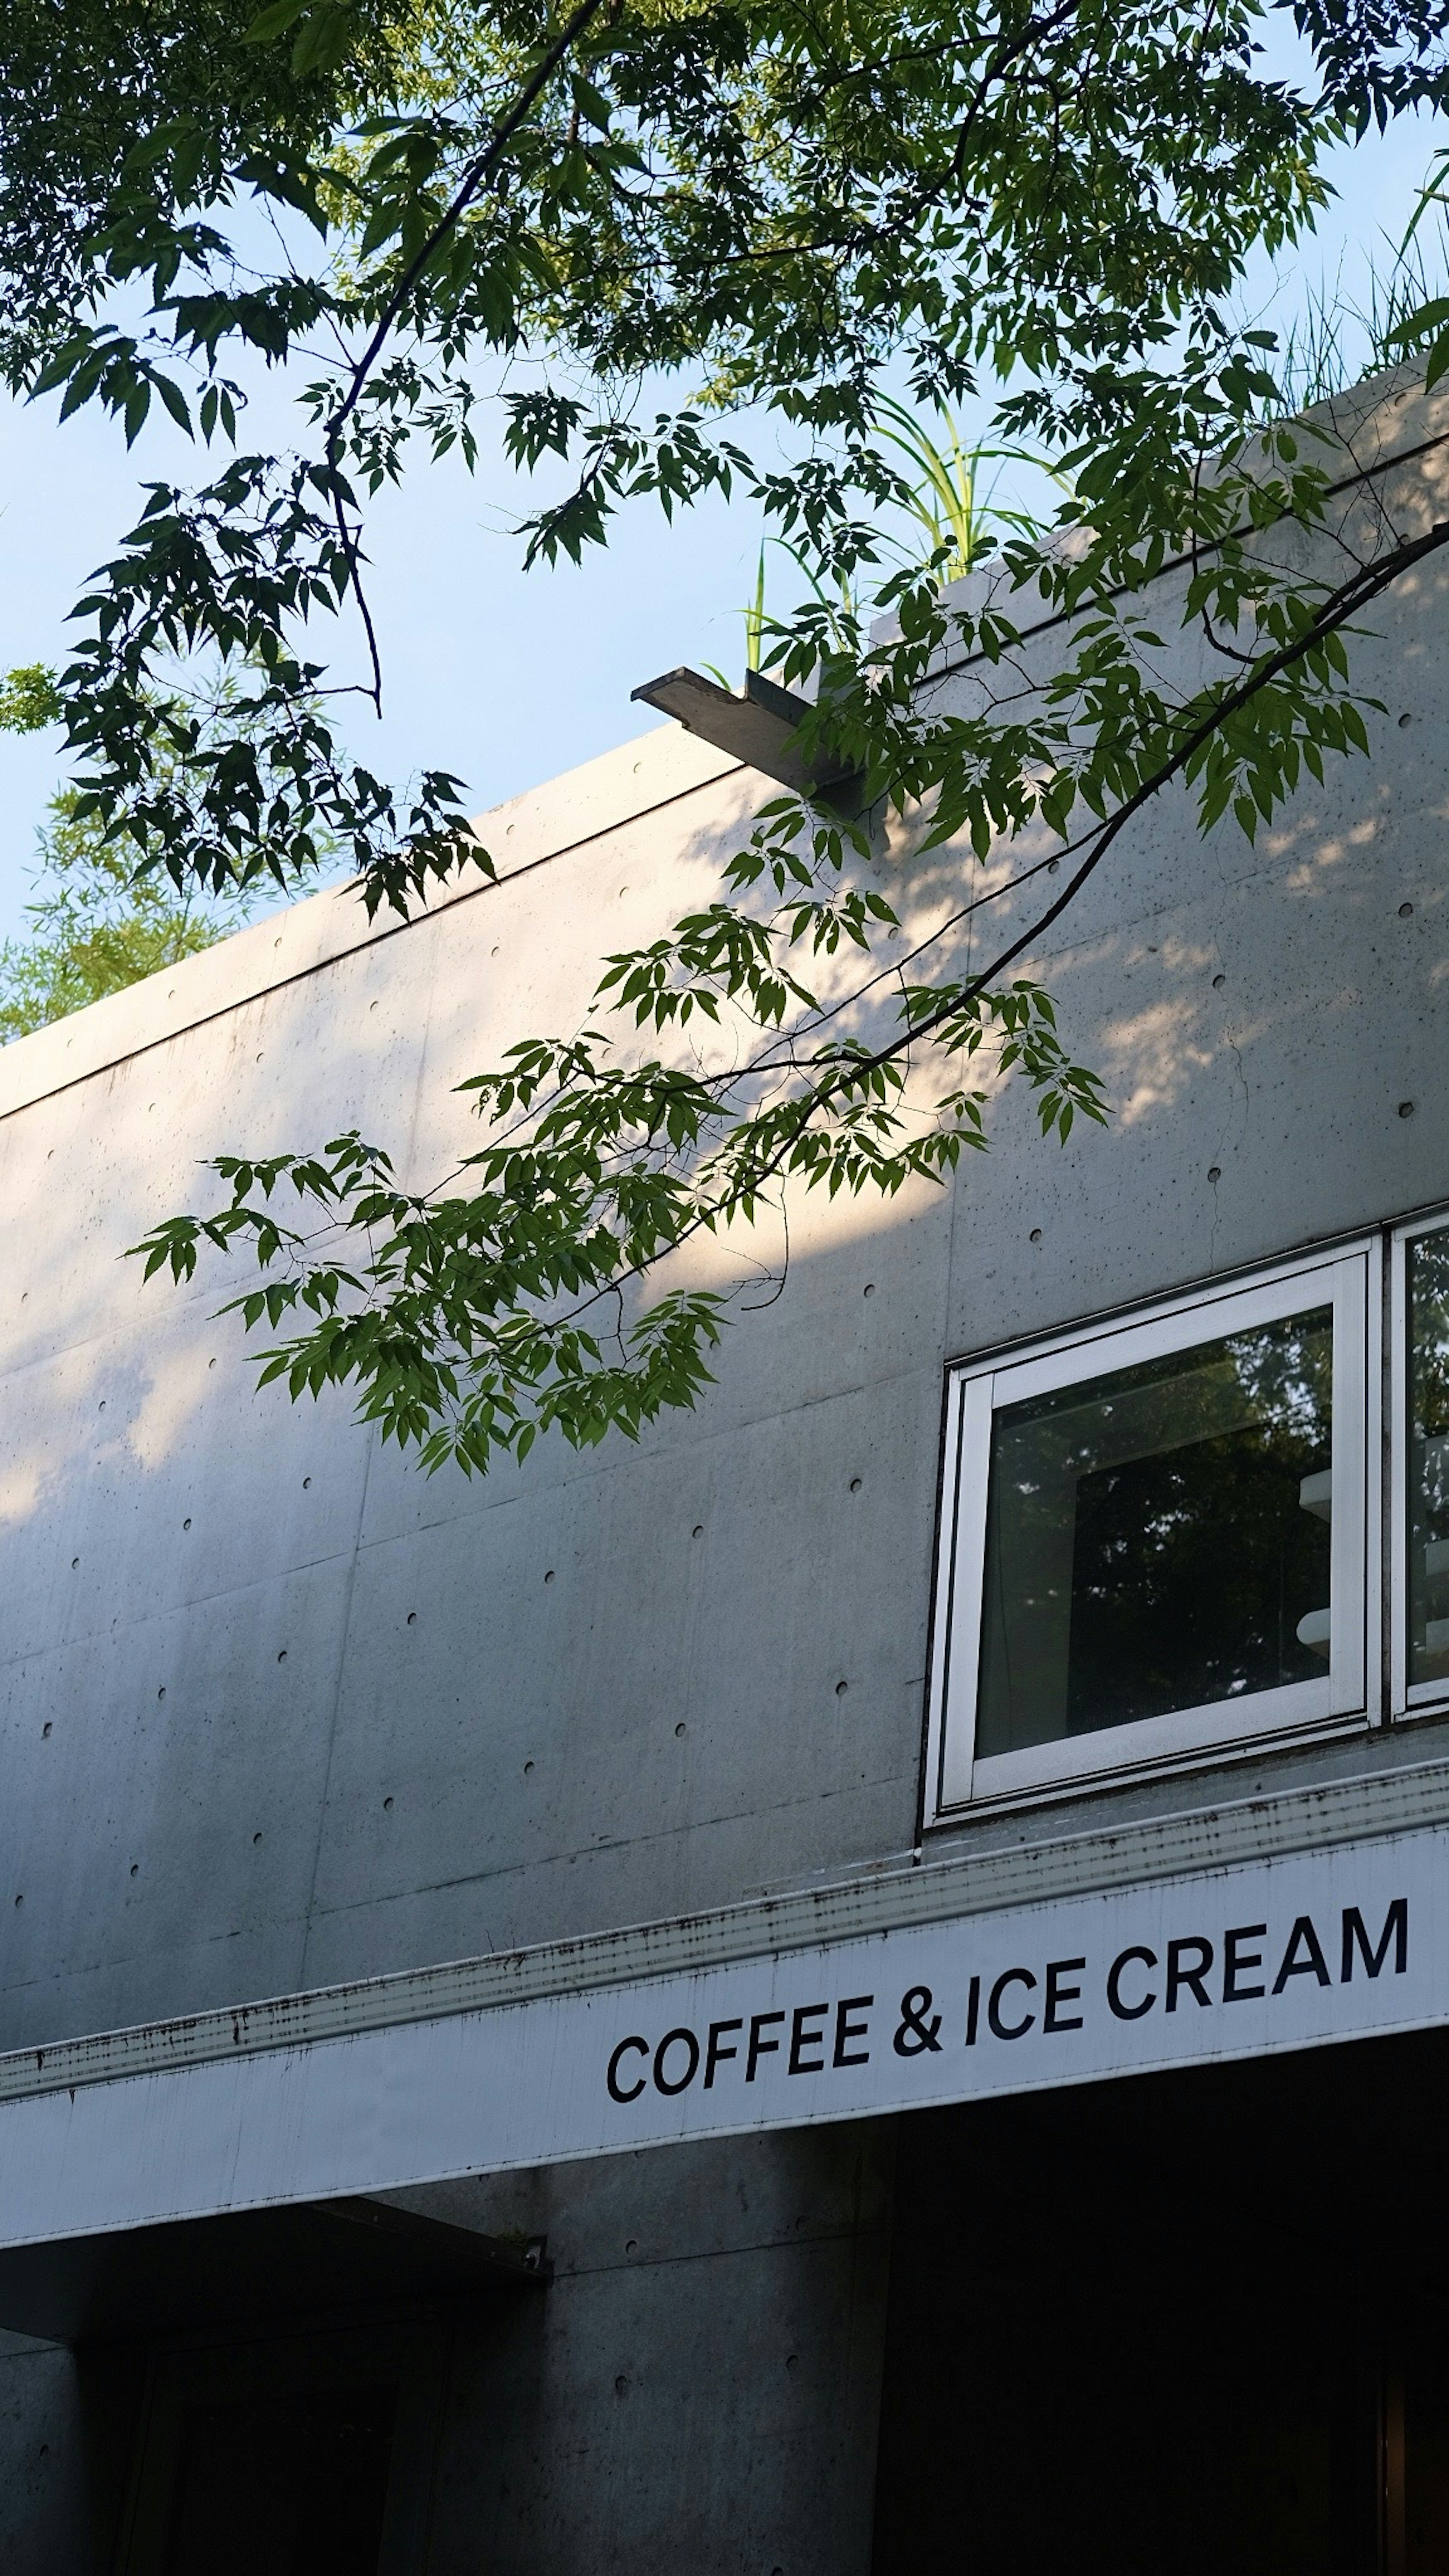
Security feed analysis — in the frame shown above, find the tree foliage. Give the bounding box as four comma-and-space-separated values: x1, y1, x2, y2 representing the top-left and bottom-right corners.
0, 669, 276, 1043
4, 0, 1449, 1463
0, 787, 263, 1045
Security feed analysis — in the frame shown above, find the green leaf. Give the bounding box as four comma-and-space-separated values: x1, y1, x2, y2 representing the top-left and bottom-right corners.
154, 374, 193, 436
1385, 298, 1449, 348
570, 75, 614, 129
241, 0, 310, 37
290, 3, 355, 75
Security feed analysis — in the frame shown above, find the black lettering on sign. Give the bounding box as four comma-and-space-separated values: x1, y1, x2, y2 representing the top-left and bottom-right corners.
833, 1996, 873, 2069
988, 1969, 1035, 2042
1044, 1958, 1086, 2034
1166, 1937, 1214, 2011
604, 1898, 1414, 2112
789, 2004, 828, 2075
1272, 1917, 1331, 1994
1107, 1947, 1157, 2021
607, 2037, 649, 2104
746, 2011, 786, 2081
893, 1987, 943, 2056
704, 2019, 743, 2088
653, 2028, 701, 2096
1342, 1900, 1408, 1981
1223, 1924, 1267, 2003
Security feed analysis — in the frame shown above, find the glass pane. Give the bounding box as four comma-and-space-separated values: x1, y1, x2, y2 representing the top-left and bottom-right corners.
976, 1307, 1334, 1757
162, 2384, 396, 2576
1407, 1228, 1449, 1689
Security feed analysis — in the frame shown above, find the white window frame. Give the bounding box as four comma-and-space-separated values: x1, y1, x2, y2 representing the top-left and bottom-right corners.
1389, 1213, 1449, 1719
926, 1244, 1375, 1818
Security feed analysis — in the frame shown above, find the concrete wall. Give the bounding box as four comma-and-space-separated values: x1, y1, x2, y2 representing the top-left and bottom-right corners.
1, 375, 1446, 2050
0, 2124, 894, 2575
0, 716, 940, 2051
1, 363, 1448, 2568
411, 2124, 892, 2576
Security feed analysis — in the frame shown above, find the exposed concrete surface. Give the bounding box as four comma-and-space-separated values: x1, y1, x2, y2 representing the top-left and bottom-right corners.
0, 364, 1447, 2570
0, 2126, 892, 2576
1, 389, 1447, 2053
391, 2125, 894, 2576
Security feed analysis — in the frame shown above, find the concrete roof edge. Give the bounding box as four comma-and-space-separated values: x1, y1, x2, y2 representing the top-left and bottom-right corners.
1, 1746, 1443, 2109
0, 722, 738, 1126
868, 358, 1449, 655
9, 371, 1439, 1127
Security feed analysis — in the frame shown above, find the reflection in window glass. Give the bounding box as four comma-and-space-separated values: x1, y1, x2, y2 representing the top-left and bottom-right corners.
976, 1310, 1334, 1758
1408, 1230, 1449, 1688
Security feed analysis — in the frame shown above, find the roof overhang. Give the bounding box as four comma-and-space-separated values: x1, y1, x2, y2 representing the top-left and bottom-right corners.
0, 2194, 546, 2346
631, 666, 863, 808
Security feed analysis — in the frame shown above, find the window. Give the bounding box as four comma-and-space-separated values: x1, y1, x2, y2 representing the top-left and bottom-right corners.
928, 1250, 1372, 1811
1392, 1218, 1449, 1716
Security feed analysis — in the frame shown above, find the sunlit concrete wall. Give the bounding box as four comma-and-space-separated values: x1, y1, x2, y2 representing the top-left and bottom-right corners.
0, 717, 944, 2050
1, 362, 1448, 2575
0, 371, 1447, 2059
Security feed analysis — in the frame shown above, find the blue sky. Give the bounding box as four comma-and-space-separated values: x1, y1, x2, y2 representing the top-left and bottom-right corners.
0, 86, 1441, 943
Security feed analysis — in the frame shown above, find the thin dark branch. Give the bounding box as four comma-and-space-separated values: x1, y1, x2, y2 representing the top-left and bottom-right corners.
554, 497, 1449, 1321
321, 0, 613, 699
847, 505, 1449, 1073
330, 0, 612, 452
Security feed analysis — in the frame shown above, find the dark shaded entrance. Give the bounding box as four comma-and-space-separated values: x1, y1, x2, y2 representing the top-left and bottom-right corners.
115, 2310, 445, 2576
2, 2196, 549, 2574
148, 2350, 398, 2576
872, 2028, 1449, 2576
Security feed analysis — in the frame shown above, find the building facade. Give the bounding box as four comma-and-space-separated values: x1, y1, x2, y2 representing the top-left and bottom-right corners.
1, 368, 1448, 2570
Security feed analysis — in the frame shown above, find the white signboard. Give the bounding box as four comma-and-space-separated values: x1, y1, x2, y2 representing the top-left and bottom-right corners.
0, 1825, 1438, 2248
